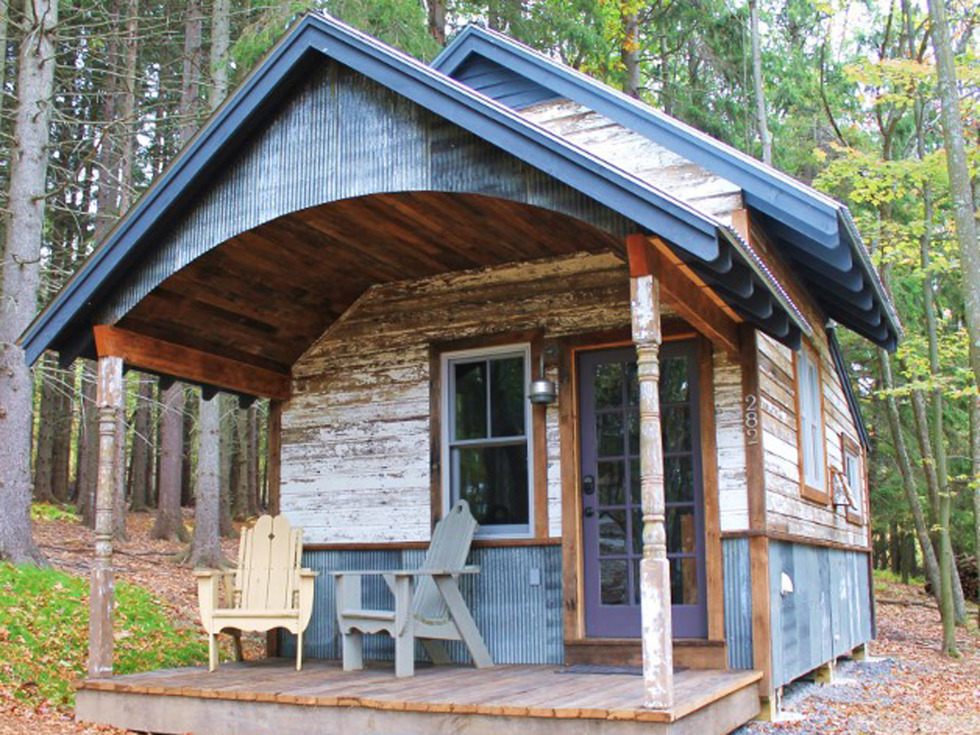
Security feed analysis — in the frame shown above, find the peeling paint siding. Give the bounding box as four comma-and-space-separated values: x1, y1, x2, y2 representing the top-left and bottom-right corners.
521, 100, 743, 222
282, 252, 653, 544
715, 348, 749, 533
757, 333, 867, 547
101, 62, 634, 324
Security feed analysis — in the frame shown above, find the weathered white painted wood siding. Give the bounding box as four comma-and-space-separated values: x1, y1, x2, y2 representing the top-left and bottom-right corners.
521, 100, 743, 223
757, 332, 867, 547
715, 349, 749, 533
281, 252, 642, 543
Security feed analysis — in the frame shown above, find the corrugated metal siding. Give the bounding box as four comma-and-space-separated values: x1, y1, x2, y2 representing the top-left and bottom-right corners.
280, 545, 564, 665
722, 537, 753, 669
769, 541, 873, 689
101, 60, 632, 324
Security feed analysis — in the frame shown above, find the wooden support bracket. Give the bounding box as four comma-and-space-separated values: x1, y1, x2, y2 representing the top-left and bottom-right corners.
625, 235, 741, 358
93, 325, 290, 401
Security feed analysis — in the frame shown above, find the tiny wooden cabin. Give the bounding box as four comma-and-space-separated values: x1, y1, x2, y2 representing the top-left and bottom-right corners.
21, 13, 900, 735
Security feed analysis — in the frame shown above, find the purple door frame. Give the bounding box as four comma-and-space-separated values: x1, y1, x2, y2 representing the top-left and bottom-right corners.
579, 342, 708, 639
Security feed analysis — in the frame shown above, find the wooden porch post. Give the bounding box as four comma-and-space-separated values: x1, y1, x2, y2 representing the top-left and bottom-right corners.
629, 238, 673, 709
89, 354, 124, 677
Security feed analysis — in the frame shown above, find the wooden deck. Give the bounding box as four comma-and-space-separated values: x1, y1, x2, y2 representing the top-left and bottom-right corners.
76, 659, 762, 735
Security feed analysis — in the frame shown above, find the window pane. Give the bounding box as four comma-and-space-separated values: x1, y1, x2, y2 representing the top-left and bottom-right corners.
454, 361, 487, 440
598, 460, 625, 505
626, 361, 639, 406
453, 444, 528, 526
598, 510, 627, 555
666, 507, 696, 554
597, 412, 624, 457
600, 559, 628, 605
662, 406, 691, 452
660, 357, 690, 403
630, 458, 641, 505
628, 409, 639, 455
670, 558, 699, 605
490, 356, 525, 438
665, 456, 694, 502
595, 363, 624, 408
632, 507, 643, 555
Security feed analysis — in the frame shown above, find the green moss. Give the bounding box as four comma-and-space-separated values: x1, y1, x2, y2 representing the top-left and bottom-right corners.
0, 563, 207, 708
30, 502, 80, 523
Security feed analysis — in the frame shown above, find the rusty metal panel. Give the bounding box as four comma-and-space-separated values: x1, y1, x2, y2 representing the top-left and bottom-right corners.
280, 545, 564, 665
103, 60, 633, 324
722, 537, 753, 670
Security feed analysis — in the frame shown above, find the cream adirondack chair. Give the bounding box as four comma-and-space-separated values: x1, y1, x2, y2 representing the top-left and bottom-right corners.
332, 500, 493, 677
196, 515, 317, 672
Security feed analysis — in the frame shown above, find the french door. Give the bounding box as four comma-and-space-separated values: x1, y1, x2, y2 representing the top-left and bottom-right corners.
578, 342, 707, 638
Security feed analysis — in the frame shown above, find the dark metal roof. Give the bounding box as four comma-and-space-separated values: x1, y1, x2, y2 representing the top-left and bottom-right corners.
434, 26, 902, 351
20, 12, 810, 366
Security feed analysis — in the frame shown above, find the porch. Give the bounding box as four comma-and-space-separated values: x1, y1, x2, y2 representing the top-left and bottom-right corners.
77, 659, 762, 735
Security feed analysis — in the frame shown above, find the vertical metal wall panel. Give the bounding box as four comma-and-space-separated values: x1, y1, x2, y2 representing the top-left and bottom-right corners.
281, 545, 564, 665
101, 61, 633, 324
768, 540, 873, 689
722, 537, 753, 669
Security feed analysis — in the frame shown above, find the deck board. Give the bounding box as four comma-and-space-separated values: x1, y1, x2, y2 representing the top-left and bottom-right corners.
79, 660, 759, 725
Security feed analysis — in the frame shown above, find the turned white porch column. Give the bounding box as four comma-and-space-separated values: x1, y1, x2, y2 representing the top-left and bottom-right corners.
89, 355, 123, 677
631, 269, 673, 709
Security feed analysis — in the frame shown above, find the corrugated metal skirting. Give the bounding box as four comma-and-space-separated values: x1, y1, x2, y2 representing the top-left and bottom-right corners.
769, 541, 873, 689
280, 545, 564, 665
722, 537, 753, 670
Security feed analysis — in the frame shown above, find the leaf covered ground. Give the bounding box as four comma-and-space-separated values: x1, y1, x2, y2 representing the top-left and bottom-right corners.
1, 509, 978, 734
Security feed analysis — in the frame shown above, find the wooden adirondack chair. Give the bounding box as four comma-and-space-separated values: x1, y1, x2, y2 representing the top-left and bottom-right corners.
196, 515, 318, 672
332, 500, 493, 677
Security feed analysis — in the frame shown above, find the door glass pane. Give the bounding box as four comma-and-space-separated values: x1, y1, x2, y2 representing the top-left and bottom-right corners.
670, 557, 699, 605
454, 361, 487, 440
662, 406, 691, 452
595, 363, 624, 408
666, 507, 696, 554
630, 458, 640, 505
628, 409, 639, 455
660, 357, 690, 403
598, 461, 625, 505
600, 559, 628, 605
597, 412, 624, 457
631, 507, 643, 555
626, 361, 639, 405
633, 558, 641, 604
453, 444, 528, 526
665, 456, 694, 502
490, 357, 525, 437
598, 510, 627, 555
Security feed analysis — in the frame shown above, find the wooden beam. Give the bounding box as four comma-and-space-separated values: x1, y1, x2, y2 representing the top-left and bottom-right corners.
625, 235, 741, 358
93, 325, 290, 400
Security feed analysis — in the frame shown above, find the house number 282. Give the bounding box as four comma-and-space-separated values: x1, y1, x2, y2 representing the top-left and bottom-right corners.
744, 393, 760, 445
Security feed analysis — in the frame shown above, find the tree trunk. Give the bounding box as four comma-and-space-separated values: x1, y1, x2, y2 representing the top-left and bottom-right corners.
971, 395, 980, 623
748, 0, 772, 165
128, 374, 153, 511
33, 356, 58, 502
0, 0, 58, 564
621, 10, 640, 99
77, 362, 99, 526
152, 382, 188, 541
181, 394, 194, 507
877, 349, 943, 600
247, 403, 260, 516
51, 370, 72, 502
218, 394, 234, 536
427, 0, 446, 45
181, 395, 226, 568
179, 0, 204, 145
209, 0, 230, 111
233, 406, 249, 520
926, 0, 975, 656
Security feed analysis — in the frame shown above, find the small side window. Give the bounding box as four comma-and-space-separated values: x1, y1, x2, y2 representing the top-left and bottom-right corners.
797, 345, 826, 497
842, 435, 863, 519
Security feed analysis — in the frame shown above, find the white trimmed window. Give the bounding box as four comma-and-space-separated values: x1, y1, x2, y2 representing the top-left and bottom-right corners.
798, 346, 825, 492
844, 443, 863, 516
442, 345, 533, 537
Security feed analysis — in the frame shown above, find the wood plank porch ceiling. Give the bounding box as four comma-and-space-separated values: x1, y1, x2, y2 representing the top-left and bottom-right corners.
118, 192, 622, 373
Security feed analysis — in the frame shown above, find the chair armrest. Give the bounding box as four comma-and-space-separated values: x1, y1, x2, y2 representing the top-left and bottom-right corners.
194, 569, 235, 578
297, 569, 317, 630
298, 569, 319, 578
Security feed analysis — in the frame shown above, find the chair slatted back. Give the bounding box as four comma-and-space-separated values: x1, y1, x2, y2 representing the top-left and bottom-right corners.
235, 515, 303, 611
413, 500, 477, 622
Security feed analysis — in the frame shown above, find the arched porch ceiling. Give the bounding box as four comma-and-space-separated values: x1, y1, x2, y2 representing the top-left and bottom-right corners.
116, 192, 623, 374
